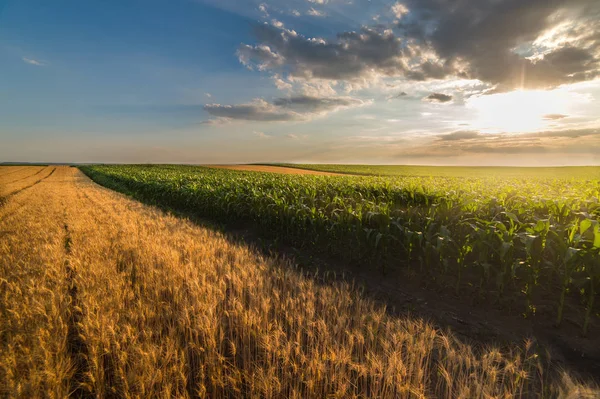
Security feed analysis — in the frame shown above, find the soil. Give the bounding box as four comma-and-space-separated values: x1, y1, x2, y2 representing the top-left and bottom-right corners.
204, 164, 344, 176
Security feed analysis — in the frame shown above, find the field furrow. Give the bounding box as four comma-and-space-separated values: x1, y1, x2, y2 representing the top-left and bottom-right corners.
0, 166, 57, 200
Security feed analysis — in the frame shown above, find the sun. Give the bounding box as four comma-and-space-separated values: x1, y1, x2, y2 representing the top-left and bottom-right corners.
466, 89, 573, 133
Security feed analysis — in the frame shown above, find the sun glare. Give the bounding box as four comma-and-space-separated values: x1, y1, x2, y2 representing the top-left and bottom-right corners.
466, 89, 574, 133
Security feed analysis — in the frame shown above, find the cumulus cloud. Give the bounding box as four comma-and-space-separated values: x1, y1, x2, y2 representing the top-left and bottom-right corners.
391, 2, 409, 19
273, 75, 293, 91
204, 95, 367, 122
424, 93, 453, 103
400, 0, 600, 90
239, 1, 600, 91
238, 24, 407, 81
271, 19, 284, 28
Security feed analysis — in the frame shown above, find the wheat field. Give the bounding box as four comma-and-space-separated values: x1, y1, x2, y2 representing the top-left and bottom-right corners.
0, 166, 596, 398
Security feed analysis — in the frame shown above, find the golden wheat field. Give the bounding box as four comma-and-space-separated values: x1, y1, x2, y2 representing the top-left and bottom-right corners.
0, 166, 597, 398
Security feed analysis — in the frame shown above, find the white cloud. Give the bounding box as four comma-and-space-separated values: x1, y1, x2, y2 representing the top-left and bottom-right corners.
307, 7, 326, 17
22, 57, 45, 66
271, 19, 284, 28
254, 131, 271, 138
391, 2, 409, 19
291, 10, 301, 17
298, 80, 337, 97
205, 92, 212, 98
258, 3, 268, 16
273, 75, 293, 91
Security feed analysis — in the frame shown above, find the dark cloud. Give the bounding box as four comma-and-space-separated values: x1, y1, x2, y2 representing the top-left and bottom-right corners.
238, 24, 407, 80
388, 91, 408, 100
273, 95, 363, 111
424, 93, 453, 103
238, 1, 600, 90
204, 101, 296, 121
204, 95, 366, 122
438, 131, 482, 140
402, 0, 600, 90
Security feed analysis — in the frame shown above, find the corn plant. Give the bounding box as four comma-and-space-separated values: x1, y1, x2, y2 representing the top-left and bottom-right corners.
80, 164, 600, 334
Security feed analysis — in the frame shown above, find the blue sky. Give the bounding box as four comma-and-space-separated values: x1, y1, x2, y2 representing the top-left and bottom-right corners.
1, 0, 599, 165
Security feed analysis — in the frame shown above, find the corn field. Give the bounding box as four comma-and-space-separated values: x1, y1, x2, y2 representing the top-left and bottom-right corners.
80, 165, 600, 336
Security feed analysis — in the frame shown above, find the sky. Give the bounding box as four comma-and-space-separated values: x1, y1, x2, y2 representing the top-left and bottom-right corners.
1, 0, 599, 165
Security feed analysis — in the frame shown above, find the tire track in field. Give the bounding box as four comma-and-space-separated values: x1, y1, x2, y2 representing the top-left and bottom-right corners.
6, 165, 46, 182
63, 214, 95, 399
1, 167, 56, 203
1, 166, 46, 184
68, 176, 128, 398
0, 166, 26, 177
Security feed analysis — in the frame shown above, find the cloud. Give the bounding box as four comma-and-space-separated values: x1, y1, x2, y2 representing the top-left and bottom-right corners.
424, 93, 453, 103
405, 128, 600, 158
399, 0, 600, 90
307, 7, 325, 17
543, 113, 569, 120
438, 131, 481, 141
22, 57, 45, 66
253, 131, 271, 138
291, 10, 301, 17
271, 19, 284, 28
273, 75, 293, 91
205, 99, 297, 121
391, 2, 409, 19
239, 1, 600, 91
273, 95, 364, 111
287, 133, 299, 139
238, 24, 407, 81
204, 95, 367, 122
258, 3, 268, 16
387, 91, 409, 100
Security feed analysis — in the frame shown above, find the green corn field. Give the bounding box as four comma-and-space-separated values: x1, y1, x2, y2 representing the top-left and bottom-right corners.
80, 164, 600, 335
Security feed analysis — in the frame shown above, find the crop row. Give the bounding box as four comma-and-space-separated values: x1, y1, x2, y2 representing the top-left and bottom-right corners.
80, 165, 600, 335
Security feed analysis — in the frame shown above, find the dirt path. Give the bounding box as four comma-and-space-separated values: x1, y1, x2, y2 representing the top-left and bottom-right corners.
206, 164, 344, 176
1, 167, 597, 397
